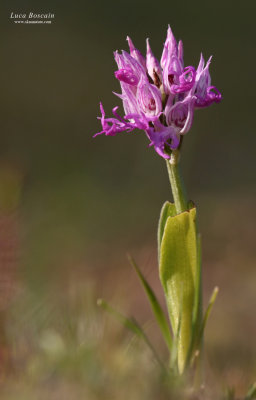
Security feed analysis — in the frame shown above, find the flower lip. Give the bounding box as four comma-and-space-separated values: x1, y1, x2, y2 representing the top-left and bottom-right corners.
114, 50, 147, 85
93, 103, 134, 137
94, 103, 150, 138
171, 66, 196, 94
114, 68, 139, 86
207, 86, 222, 103
146, 122, 180, 158
195, 85, 222, 108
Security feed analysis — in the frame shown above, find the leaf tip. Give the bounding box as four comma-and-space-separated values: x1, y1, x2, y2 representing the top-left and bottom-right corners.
212, 286, 219, 298
97, 298, 103, 307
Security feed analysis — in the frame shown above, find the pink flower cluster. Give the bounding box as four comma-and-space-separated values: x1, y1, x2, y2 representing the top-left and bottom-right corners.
94, 26, 221, 159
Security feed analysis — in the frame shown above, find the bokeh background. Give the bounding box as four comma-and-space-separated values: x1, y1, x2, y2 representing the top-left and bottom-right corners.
0, 0, 256, 398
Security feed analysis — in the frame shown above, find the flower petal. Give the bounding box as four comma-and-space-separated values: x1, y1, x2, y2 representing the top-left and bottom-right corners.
127, 36, 147, 69
160, 25, 178, 69
114, 50, 147, 86
165, 97, 195, 134
137, 78, 162, 118
162, 55, 183, 94
193, 56, 222, 108
146, 38, 162, 87
178, 40, 184, 68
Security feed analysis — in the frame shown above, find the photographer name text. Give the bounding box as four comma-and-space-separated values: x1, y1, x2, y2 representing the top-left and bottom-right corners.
10, 12, 54, 19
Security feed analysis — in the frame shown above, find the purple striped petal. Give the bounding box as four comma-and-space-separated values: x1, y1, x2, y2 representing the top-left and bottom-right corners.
127, 36, 147, 69
163, 55, 183, 94
137, 79, 162, 118
178, 40, 184, 68
165, 97, 195, 134
160, 25, 178, 69
114, 50, 147, 84
146, 39, 162, 87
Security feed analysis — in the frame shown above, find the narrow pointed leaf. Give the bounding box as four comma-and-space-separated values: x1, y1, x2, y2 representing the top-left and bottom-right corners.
226, 387, 235, 400
245, 382, 256, 400
199, 286, 219, 341
97, 298, 165, 369
128, 255, 172, 351
97, 298, 142, 335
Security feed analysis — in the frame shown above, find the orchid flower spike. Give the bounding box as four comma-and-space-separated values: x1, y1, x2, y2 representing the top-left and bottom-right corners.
94, 27, 222, 159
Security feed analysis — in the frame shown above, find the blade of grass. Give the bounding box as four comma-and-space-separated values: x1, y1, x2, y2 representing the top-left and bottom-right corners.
97, 298, 166, 370
245, 382, 256, 400
199, 286, 219, 343
186, 286, 218, 380
225, 386, 235, 400
128, 255, 173, 351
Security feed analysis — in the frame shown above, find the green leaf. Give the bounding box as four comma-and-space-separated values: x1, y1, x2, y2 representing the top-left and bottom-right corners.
225, 386, 235, 400
97, 298, 165, 369
97, 298, 142, 336
128, 255, 172, 351
186, 233, 203, 367
245, 382, 256, 400
192, 234, 202, 332
159, 207, 199, 373
157, 201, 176, 260
199, 286, 219, 341
170, 294, 183, 374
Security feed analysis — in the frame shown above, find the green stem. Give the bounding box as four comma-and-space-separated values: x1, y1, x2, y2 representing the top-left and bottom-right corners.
166, 150, 188, 214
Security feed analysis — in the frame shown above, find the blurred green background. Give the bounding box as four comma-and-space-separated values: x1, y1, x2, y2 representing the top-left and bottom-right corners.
0, 0, 256, 398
